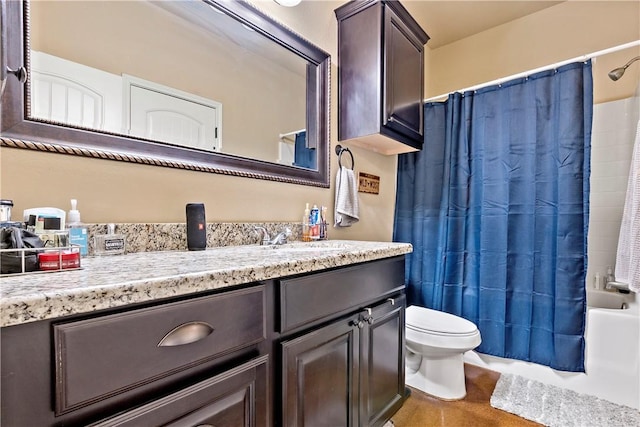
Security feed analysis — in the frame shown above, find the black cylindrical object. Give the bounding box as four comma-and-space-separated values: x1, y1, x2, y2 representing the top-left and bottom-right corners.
186, 203, 206, 251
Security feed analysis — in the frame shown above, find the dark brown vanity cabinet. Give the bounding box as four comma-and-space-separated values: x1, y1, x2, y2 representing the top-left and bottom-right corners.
1, 256, 407, 427
278, 256, 407, 427
335, 0, 429, 155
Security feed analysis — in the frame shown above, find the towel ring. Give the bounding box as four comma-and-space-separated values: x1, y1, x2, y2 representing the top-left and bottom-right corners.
335, 145, 354, 170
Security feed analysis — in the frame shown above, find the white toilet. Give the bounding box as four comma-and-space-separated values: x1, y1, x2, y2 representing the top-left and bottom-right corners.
405, 305, 482, 400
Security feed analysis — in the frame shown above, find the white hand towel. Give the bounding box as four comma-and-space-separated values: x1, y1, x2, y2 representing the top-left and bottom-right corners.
334, 166, 359, 227
615, 119, 640, 293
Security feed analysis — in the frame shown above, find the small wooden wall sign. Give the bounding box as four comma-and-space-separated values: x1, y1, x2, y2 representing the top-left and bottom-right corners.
358, 172, 380, 194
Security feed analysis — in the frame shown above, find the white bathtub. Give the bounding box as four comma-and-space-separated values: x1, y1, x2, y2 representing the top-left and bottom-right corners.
464, 290, 639, 409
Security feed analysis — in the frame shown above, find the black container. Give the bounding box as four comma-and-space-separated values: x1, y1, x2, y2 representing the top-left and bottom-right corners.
186, 203, 206, 251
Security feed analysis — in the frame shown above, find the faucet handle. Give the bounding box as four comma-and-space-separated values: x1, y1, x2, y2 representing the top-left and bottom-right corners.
253, 226, 270, 245
275, 227, 292, 245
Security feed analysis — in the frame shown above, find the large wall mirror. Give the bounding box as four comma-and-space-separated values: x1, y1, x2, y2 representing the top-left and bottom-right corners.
1, 0, 330, 187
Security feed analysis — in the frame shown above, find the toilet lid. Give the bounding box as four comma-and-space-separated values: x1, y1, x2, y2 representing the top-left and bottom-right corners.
406, 305, 478, 335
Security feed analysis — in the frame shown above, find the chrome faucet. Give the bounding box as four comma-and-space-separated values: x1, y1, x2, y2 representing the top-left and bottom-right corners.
605, 280, 631, 293
253, 226, 292, 245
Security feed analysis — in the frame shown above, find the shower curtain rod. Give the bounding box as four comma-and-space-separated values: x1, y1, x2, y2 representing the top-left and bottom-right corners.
279, 128, 306, 140
424, 40, 640, 102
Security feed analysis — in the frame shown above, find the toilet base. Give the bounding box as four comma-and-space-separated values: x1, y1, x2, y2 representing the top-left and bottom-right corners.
405, 352, 467, 400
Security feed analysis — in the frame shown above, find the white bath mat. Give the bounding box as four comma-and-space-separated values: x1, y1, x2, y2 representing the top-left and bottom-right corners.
490, 373, 640, 427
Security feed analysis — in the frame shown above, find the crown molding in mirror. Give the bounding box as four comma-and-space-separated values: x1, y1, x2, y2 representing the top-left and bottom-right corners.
0, 0, 331, 187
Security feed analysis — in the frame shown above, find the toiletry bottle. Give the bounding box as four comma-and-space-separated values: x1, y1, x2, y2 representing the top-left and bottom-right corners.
594, 272, 602, 290
320, 206, 327, 240
606, 266, 615, 286
67, 199, 88, 256
310, 204, 320, 240
94, 223, 126, 255
302, 203, 310, 242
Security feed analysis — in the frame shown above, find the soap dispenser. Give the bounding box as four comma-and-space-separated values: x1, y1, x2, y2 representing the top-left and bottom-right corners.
94, 224, 126, 255
67, 199, 88, 256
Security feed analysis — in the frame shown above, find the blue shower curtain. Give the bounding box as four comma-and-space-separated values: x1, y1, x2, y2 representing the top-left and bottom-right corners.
394, 61, 593, 372
293, 131, 316, 169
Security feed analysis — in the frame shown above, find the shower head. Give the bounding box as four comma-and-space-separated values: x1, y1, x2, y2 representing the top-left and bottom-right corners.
608, 56, 640, 81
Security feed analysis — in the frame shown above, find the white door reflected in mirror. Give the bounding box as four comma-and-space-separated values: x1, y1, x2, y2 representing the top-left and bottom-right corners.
126, 76, 221, 152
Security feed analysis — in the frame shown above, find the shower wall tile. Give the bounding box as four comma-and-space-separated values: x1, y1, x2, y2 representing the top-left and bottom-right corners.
587, 97, 638, 288
590, 175, 632, 193
591, 143, 635, 161
589, 219, 624, 240
589, 191, 629, 207
589, 249, 615, 273
588, 205, 624, 220
590, 160, 633, 177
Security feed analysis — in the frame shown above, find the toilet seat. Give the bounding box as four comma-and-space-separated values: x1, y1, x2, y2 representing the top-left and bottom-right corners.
406, 306, 478, 336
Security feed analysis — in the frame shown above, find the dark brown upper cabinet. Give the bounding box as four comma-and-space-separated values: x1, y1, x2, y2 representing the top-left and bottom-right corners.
335, 0, 429, 155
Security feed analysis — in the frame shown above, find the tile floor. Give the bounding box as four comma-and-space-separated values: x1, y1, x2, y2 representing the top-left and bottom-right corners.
390, 364, 542, 427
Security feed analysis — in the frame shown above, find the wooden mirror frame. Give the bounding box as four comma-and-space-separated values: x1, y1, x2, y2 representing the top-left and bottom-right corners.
0, 0, 331, 187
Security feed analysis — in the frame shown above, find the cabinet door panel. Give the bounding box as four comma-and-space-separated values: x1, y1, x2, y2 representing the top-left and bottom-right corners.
383, 6, 424, 143
363, 295, 407, 427
282, 319, 360, 427
336, 1, 383, 141
91, 355, 269, 427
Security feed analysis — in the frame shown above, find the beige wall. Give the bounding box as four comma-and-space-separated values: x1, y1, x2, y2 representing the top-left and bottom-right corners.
420, 1, 640, 102
2, 0, 638, 243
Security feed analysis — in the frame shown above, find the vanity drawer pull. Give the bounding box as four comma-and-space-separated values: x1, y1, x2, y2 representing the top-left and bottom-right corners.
158, 321, 214, 347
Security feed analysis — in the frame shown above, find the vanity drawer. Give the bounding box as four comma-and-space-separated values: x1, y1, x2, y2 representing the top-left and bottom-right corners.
53, 285, 266, 415
279, 256, 405, 333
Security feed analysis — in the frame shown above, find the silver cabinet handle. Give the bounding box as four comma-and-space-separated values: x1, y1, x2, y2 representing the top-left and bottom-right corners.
350, 319, 364, 329
363, 308, 374, 325
157, 321, 214, 347
387, 298, 395, 306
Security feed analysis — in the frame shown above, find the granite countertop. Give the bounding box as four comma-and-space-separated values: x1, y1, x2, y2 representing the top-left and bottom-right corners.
0, 240, 412, 327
